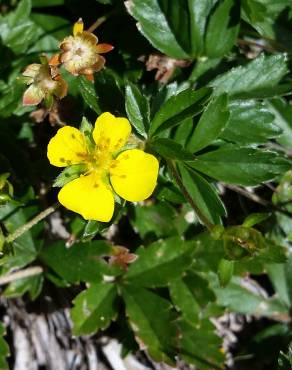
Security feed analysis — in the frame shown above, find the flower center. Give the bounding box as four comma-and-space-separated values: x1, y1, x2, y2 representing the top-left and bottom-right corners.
84, 141, 114, 183
66, 36, 97, 71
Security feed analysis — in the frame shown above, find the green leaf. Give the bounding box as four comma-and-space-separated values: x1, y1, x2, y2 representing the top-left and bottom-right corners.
30, 13, 70, 40
129, 0, 228, 58
125, 83, 149, 138
242, 212, 271, 228
169, 278, 201, 325
125, 237, 196, 287
0, 0, 39, 54
205, 0, 240, 58
188, 0, 217, 56
41, 240, 112, 283
210, 54, 288, 97
0, 81, 24, 118
0, 202, 38, 271
121, 284, 176, 363
221, 100, 281, 145
71, 282, 118, 335
268, 98, 292, 149
213, 276, 288, 317
4, 274, 43, 300
187, 94, 230, 152
79, 76, 101, 114
149, 87, 212, 136
128, 0, 190, 58
0, 323, 9, 370
131, 202, 179, 238
218, 258, 234, 287
53, 164, 86, 187
32, 0, 64, 5
179, 164, 226, 224
178, 319, 224, 370
169, 271, 215, 325
187, 147, 291, 186
151, 138, 194, 160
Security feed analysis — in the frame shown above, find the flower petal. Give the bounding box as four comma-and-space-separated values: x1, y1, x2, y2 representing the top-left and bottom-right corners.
47, 126, 88, 167
93, 112, 131, 153
95, 43, 114, 54
73, 18, 84, 36
110, 149, 159, 202
58, 173, 114, 222
23, 84, 45, 106
22, 63, 42, 78
82, 31, 98, 45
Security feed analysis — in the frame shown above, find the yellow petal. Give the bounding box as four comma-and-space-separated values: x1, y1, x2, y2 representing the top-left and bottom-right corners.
58, 173, 114, 222
47, 126, 87, 167
73, 18, 84, 36
110, 149, 159, 202
93, 112, 131, 153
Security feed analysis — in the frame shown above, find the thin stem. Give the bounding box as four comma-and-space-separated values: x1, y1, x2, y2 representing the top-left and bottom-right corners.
87, 11, 113, 33
225, 184, 292, 218
0, 266, 43, 286
167, 160, 214, 231
6, 203, 59, 244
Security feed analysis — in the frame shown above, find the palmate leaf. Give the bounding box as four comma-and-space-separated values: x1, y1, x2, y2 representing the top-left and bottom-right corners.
125, 83, 150, 138
151, 138, 194, 160
149, 87, 212, 137
0, 0, 39, 54
221, 100, 281, 145
169, 271, 216, 326
210, 54, 288, 98
268, 98, 292, 149
79, 76, 101, 114
178, 164, 226, 225
125, 237, 196, 287
71, 282, 118, 335
187, 93, 230, 153
187, 146, 291, 186
121, 284, 176, 364
178, 319, 225, 370
130, 201, 179, 238
212, 275, 289, 317
128, 0, 239, 58
205, 0, 240, 58
41, 240, 112, 283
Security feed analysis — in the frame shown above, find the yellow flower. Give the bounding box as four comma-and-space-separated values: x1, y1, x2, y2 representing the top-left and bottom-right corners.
47, 112, 159, 222
51, 19, 113, 81
22, 57, 67, 106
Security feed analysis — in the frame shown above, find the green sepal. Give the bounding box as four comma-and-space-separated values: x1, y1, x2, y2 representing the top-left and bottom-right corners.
53, 164, 86, 187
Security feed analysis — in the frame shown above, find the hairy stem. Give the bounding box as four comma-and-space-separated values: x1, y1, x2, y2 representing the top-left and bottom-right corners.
87, 11, 114, 33
6, 203, 59, 244
0, 266, 43, 286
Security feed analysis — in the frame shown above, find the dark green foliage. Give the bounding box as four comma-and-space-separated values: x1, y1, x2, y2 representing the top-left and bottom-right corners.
1, 0, 292, 368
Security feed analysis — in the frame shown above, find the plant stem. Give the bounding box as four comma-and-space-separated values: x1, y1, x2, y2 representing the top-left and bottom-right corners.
87, 11, 113, 33
0, 266, 43, 286
167, 160, 214, 231
6, 203, 59, 244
